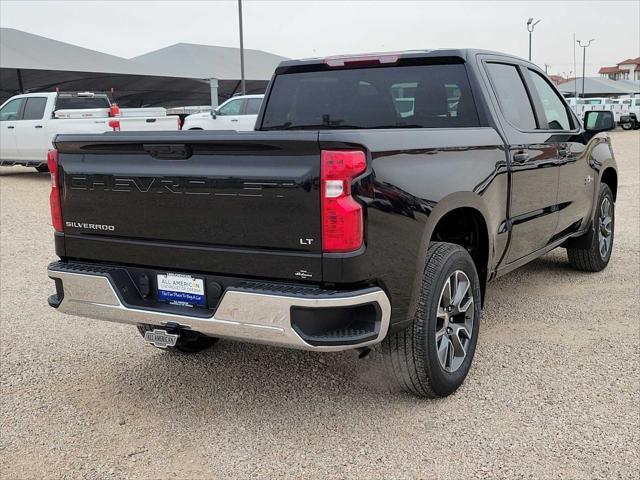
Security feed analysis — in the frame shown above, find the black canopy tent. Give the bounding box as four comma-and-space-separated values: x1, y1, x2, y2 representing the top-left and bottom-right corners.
0, 67, 268, 107
0, 28, 283, 107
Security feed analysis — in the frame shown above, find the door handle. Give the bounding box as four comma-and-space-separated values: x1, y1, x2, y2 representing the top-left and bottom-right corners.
34, 125, 43, 129
7, 125, 14, 129
512, 152, 529, 164
231, 119, 238, 122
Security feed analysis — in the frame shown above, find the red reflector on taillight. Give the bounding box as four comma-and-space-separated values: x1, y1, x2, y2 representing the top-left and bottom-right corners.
321, 150, 367, 253
47, 149, 63, 232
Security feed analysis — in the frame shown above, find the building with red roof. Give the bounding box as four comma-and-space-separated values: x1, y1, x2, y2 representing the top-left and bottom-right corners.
599, 57, 640, 81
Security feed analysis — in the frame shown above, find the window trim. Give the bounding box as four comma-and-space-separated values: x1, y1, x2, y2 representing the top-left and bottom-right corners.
482, 59, 581, 134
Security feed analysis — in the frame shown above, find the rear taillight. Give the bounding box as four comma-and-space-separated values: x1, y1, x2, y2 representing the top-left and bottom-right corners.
321, 150, 367, 253
109, 103, 120, 117
108, 120, 121, 131
47, 149, 63, 232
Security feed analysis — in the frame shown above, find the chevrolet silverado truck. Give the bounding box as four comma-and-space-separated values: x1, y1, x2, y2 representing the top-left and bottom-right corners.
46, 50, 617, 398
0, 92, 179, 171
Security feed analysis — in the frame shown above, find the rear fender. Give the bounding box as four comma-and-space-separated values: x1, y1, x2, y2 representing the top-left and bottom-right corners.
407, 192, 494, 320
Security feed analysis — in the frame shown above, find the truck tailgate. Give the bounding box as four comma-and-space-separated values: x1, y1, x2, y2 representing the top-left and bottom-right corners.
55, 131, 323, 281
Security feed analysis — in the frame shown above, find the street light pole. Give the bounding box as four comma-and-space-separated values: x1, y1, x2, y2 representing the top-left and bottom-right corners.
576, 39, 595, 98
526, 18, 541, 61
238, 0, 246, 95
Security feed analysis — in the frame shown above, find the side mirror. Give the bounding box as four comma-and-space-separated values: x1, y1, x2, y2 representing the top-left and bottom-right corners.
584, 110, 615, 133
210, 109, 217, 119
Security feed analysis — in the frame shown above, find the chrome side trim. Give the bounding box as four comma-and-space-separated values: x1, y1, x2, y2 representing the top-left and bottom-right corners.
48, 269, 391, 351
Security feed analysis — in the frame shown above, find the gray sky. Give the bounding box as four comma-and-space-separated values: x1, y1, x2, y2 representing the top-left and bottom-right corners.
1, 0, 638, 76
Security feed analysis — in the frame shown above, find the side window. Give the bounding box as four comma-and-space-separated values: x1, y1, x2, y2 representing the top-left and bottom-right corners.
0, 98, 24, 121
245, 98, 262, 115
486, 63, 537, 130
528, 71, 572, 130
217, 99, 243, 116
22, 97, 48, 120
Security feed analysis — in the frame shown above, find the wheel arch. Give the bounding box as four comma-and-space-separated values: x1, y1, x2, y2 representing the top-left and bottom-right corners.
412, 193, 494, 312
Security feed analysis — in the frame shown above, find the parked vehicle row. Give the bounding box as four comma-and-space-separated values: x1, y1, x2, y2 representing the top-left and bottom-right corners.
0, 92, 180, 170
181, 94, 263, 131
46, 49, 617, 398
567, 96, 640, 130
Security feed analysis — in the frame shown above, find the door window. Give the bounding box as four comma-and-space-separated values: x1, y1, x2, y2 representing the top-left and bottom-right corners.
0, 98, 23, 121
217, 98, 243, 116
22, 97, 48, 120
486, 63, 537, 130
528, 70, 572, 130
245, 98, 262, 115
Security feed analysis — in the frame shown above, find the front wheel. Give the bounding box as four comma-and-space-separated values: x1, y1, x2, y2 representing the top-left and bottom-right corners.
382, 242, 481, 398
567, 183, 614, 272
621, 121, 634, 130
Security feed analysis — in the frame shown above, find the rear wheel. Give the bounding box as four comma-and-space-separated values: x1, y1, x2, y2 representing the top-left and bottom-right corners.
567, 183, 614, 272
621, 121, 634, 130
382, 242, 481, 398
136, 324, 218, 353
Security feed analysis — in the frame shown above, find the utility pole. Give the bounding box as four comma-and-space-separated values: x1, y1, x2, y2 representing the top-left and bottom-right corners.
576, 39, 595, 98
238, 0, 246, 95
526, 18, 541, 61
573, 33, 577, 100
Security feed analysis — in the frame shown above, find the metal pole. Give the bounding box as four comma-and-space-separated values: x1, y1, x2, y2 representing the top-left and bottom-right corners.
16, 69, 24, 94
582, 47, 586, 98
528, 31, 532, 61
238, 0, 246, 95
576, 39, 594, 98
573, 33, 577, 100
210, 78, 219, 109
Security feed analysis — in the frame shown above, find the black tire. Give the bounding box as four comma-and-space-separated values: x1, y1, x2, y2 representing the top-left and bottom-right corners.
621, 121, 633, 130
136, 324, 218, 353
567, 183, 614, 272
382, 242, 482, 398
35, 165, 49, 172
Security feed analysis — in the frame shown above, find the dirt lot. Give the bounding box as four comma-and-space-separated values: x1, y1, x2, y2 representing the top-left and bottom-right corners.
0, 131, 638, 479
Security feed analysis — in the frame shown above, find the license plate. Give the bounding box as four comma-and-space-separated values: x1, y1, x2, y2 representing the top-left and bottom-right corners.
157, 273, 205, 307
144, 329, 178, 348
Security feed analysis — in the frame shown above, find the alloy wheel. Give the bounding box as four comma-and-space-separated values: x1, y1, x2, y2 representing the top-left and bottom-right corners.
598, 197, 613, 260
435, 270, 474, 373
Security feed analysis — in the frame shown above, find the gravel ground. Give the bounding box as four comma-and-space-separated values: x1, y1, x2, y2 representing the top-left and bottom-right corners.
1, 131, 638, 480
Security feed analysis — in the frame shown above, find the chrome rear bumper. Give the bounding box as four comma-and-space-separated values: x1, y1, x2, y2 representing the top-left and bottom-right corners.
47, 266, 391, 351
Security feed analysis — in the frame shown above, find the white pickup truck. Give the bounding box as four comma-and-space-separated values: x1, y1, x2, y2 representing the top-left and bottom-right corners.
182, 94, 263, 131
0, 92, 180, 171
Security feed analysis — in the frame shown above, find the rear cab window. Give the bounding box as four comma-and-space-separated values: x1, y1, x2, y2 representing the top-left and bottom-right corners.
54, 95, 111, 110
260, 62, 480, 129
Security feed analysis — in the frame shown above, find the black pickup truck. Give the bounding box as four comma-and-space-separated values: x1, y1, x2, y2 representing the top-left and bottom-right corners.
47, 49, 618, 397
